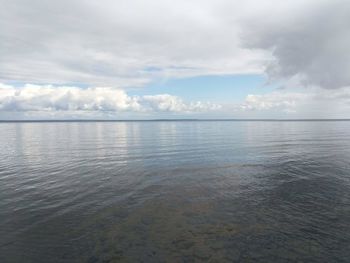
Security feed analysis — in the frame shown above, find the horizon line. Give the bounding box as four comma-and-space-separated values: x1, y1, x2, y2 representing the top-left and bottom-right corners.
1, 118, 350, 122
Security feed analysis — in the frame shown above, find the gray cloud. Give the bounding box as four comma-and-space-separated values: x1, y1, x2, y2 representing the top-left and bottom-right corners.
242, 0, 350, 89
0, 0, 265, 87
1, 0, 349, 91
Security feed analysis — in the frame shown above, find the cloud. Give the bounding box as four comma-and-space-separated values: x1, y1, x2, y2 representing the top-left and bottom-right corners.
0, 0, 272, 87
0, 83, 220, 114
1, 0, 348, 94
239, 92, 307, 113
142, 94, 221, 113
236, 86, 350, 117
242, 0, 350, 89
0, 0, 260, 86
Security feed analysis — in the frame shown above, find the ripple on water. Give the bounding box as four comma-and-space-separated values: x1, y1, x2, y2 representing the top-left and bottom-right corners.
1, 121, 350, 262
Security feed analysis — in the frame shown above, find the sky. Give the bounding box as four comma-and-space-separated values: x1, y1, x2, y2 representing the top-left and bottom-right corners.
1, 0, 350, 119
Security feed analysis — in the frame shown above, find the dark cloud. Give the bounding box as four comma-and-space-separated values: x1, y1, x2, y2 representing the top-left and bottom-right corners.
242, 0, 350, 89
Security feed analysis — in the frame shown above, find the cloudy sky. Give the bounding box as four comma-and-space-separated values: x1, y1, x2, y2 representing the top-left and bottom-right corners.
1, 0, 350, 119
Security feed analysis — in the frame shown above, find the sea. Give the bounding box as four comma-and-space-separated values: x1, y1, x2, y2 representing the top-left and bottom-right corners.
1, 120, 350, 262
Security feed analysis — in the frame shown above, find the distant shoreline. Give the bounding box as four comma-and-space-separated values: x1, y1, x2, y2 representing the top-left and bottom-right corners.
1, 119, 350, 123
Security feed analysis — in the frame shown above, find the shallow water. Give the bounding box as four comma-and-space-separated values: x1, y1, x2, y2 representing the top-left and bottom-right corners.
1, 121, 350, 262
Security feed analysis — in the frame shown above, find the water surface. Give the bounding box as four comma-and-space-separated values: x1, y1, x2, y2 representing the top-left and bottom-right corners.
1, 121, 350, 262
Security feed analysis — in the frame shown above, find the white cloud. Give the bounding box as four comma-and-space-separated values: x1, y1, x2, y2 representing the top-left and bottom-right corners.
0, 83, 220, 114
142, 94, 221, 113
239, 92, 308, 113
236, 87, 350, 117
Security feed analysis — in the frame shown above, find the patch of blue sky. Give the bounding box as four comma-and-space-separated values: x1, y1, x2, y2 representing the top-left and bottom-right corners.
128, 74, 278, 103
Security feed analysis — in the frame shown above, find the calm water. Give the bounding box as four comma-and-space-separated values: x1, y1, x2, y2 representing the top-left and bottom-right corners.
1, 121, 350, 262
